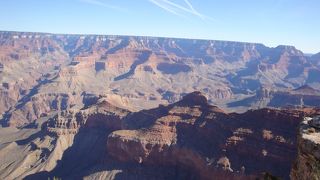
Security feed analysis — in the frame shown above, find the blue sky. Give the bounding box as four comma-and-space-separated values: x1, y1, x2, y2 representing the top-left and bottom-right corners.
0, 0, 319, 53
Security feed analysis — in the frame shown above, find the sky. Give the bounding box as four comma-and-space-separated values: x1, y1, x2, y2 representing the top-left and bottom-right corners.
0, 0, 319, 53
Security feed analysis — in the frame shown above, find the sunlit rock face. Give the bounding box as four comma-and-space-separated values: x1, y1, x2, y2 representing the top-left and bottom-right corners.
1, 31, 320, 127
1, 31, 320, 179
291, 116, 320, 180
107, 92, 320, 179
0, 90, 320, 179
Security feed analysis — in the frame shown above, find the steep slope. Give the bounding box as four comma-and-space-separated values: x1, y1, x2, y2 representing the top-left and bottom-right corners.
311, 52, 320, 67
0, 32, 70, 119
291, 116, 320, 180
228, 85, 320, 110
0, 99, 129, 179
1, 31, 320, 128
0, 92, 319, 179
107, 92, 320, 179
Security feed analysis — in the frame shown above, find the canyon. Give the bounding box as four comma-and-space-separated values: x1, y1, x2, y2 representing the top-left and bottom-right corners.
1, 31, 320, 127
0, 31, 320, 179
1, 91, 319, 179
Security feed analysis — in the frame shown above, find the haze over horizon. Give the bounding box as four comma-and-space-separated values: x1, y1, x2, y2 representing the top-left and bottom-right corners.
0, 0, 319, 53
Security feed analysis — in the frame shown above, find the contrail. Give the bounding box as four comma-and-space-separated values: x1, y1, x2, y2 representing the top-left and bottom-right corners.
80, 0, 125, 11
149, 0, 185, 17
149, 0, 212, 21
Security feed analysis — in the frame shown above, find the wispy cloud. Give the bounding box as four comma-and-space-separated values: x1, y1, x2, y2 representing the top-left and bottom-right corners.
149, 0, 213, 21
80, 0, 125, 11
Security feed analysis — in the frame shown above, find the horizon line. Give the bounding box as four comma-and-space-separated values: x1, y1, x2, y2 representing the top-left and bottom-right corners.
0, 29, 317, 54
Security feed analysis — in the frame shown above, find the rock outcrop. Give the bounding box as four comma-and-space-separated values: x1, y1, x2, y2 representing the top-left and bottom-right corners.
107, 92, 320, 179
107, 92, 249, 179
291, 116, 320, 180
1, 92, 320, 179
44, 100, 130, 135
2, 31, 320, 127
1, 30, 320, 179
229, 85, 320, 110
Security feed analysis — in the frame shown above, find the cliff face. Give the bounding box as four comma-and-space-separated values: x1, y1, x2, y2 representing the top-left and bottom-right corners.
1, 31, 320, 127
107, 92, 319, 179
311, 53, 320, 67
0, 99, 130, 180
229, 85, 320, 110
1, 31, 320, 179
44, 100, 130, 135
1, 91, 319, 179
291, 116, 320, 180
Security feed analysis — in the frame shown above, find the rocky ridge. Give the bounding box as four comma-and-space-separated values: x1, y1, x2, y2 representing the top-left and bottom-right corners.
1, 31, 320, 179
291, 116, 320, 180
0, 92, 319, 179
106, 92, 320, 179
1, 31, 320, 127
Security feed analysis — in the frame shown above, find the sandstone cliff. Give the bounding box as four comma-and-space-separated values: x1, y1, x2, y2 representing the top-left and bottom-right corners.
1, 31, 320, 127
1, 92, 319, 179
107, 92, 319, 179
1, 30, 320, 179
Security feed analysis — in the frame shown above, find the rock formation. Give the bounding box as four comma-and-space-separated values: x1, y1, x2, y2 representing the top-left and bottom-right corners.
107, 92, 320, 179
291, 116, 320, 180
44, 99, 130, 135
229, 85, 320, 111
1, 31, 320, 127
0, 91, 319, 179
1, 31, 320, 179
